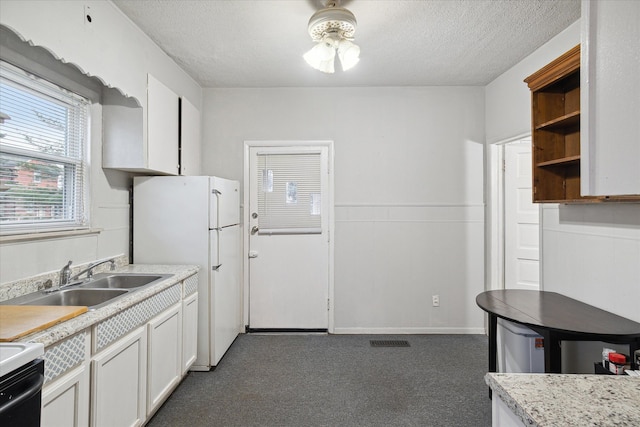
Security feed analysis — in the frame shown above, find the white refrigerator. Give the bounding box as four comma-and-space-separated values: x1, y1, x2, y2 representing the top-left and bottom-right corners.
133, 176, 241, 370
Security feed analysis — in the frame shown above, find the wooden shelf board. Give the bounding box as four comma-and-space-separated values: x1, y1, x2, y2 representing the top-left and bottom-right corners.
534, 198, 603, 204
537, 155, 581, 167
536, 111, 580, 131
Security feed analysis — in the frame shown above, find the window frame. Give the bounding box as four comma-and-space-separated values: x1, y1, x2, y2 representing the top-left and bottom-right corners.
0, 59, 91, 235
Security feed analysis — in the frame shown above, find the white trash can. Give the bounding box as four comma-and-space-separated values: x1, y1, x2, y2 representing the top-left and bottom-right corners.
497, 318, 544, 373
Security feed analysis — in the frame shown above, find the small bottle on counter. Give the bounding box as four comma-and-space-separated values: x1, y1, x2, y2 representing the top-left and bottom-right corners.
608, 352, 627, 375
602, 348, 614, 370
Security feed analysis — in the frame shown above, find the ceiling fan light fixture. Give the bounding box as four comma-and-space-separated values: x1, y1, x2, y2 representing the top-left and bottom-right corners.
304, 3, 360, 73
303, 38, 337, 73
337, 39, 360, 71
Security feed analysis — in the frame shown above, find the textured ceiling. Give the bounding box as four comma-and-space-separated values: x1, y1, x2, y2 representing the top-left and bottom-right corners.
113, 0, 580, 88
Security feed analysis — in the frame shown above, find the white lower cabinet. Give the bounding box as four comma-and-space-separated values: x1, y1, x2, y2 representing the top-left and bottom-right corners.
147, 303, 182, 417
37, 275, 199, 427
91, 326, 147, 427
42, 364, 90, 427
182, 292, 198, 374
492, 393, 525, 426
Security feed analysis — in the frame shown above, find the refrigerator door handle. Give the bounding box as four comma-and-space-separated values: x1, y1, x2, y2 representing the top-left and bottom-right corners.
212, 264, 222, 271
212, 189, 222, 195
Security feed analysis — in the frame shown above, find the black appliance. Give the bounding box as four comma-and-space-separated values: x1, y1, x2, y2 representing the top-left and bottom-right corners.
0, 358, 44, 427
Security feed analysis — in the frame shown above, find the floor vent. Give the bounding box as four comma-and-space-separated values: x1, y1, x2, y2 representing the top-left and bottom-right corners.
370, 340, 410, 348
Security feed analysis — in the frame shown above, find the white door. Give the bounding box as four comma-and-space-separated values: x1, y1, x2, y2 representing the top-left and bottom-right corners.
248, 146, 330, 330
504, 140, 540, 290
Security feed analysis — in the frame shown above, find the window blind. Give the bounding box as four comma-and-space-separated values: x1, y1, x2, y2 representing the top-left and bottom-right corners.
257, 152, 322, 234
0, 60, 89, 233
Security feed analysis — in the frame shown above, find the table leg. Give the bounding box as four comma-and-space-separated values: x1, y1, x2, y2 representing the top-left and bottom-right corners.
488, 314, 497, 400
489, 313, 497, 373
543, 332, 561, 373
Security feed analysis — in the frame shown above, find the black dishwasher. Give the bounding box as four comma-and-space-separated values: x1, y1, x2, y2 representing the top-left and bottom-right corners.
0, 358, 44, 427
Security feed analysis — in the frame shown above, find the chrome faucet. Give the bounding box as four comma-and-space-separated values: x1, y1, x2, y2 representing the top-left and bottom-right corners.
49, 258, 116, 293
69, 258, 116, 283
59, 260, 72, 287
44, 260, 73, 293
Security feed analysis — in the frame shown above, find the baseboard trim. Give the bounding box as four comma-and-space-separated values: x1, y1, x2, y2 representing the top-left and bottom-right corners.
332, 327, 486, 335
246, 328, 328, 334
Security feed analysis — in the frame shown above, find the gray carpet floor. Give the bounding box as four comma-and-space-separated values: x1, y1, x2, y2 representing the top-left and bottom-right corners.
147, 334, 492, 427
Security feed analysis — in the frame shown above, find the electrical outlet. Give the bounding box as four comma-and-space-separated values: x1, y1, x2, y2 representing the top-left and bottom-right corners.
432, 295, 440, 307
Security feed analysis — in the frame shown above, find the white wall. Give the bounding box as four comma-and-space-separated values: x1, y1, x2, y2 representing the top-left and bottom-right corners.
542, 204, 640, 321
484, 21, 581, 292
485, 21, 581, 145
0, 1, 201, 283
203, 87, 485, 333
0, 1, 201, 108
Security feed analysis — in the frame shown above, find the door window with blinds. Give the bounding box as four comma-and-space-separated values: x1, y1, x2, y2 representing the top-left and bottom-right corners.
0, 60, 89, 234
257, 152, 322, 234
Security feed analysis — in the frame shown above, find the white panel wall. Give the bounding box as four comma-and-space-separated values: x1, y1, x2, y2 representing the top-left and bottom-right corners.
202, 87, 485, 332
543, 203, 640, 373
542, 204, 640, 322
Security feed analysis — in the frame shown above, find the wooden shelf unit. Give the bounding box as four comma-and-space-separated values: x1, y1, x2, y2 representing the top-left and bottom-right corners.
524, 45, 596, 203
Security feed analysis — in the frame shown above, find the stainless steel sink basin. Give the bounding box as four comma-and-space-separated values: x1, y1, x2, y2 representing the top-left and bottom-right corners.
79, 274, 170, 290
22, 289, 128, 309
0, 273, 173, 310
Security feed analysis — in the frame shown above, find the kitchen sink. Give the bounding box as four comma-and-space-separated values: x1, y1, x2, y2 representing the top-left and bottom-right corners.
0, 273, 173, 310
79, 273, 170, 290
19, 289, 128, 310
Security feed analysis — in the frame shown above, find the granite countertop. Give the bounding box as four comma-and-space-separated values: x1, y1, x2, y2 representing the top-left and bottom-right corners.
12, 264, 199, 347
486, 373, 640, 426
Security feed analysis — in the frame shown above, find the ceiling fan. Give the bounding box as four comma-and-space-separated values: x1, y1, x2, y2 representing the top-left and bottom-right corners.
303, 0, 360, 73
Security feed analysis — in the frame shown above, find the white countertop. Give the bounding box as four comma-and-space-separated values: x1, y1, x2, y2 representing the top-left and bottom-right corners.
10, 264, 199, 347
486, 373, 640, 426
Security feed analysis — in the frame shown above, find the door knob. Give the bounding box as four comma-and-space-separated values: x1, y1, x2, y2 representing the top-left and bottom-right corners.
248, 250, 258, 258
251, 226, 259, 234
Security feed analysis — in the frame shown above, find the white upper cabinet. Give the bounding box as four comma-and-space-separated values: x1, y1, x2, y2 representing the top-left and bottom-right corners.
581, 0, 640, 196
147, 74, 180, 175
103, 74, 179, 175
180, 97, 202, 176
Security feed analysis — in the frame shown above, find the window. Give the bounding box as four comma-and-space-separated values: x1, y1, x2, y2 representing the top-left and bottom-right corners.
0, 60, 89, 234
257, 152, 322, 234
